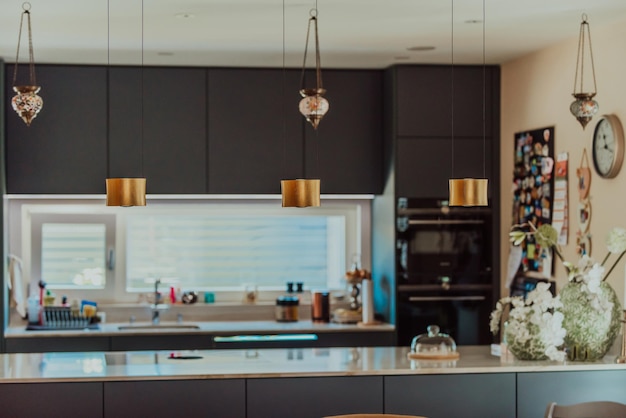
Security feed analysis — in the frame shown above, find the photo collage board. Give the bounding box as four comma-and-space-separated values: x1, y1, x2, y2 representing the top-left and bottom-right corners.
512, 127, 555, 275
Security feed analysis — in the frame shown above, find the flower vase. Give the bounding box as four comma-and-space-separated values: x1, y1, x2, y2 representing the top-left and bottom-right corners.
504, 322, 550, 361
560, 281, 622, 361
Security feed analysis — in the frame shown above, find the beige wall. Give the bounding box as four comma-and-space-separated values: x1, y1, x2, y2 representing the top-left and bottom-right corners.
500, 17, 626, 303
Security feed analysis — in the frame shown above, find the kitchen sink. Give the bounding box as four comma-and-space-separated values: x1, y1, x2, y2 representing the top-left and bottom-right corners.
117, 324, 200, 331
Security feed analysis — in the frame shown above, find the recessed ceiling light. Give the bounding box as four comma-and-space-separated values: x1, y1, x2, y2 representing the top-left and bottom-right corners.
175, 13, 195, 19
465, 19, 482, 24
406, 46, 435, 52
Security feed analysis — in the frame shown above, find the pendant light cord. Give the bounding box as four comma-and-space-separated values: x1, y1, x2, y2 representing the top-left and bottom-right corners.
106, 0, 110, 178
450, 0, 455, 179
141, 0, 145, 178
315, 0, 320, 180
482, 0, 486, 179
282, 0, 286, 179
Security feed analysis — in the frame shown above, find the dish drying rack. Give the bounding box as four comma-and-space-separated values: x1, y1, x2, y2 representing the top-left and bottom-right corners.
26, 306, 99, 331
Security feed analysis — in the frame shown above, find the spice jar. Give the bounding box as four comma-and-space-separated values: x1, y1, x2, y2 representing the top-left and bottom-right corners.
275, 295, 299, 322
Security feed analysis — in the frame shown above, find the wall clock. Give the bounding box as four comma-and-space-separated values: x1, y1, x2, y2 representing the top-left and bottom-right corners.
592, 114, 625, 179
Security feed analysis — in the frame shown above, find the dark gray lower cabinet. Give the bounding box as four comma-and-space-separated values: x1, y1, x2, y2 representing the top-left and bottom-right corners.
5, 336, 110, 353
517, 371, 626, 418
110, 334, 214, 351
0, 382, 102, 418
104, 379, 245, 418
384, 373, 516, 418
247, 376, 383, 418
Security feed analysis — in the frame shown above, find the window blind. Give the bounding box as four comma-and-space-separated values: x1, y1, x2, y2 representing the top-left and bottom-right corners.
41, 223, 106, 289
125, 214, 345, 291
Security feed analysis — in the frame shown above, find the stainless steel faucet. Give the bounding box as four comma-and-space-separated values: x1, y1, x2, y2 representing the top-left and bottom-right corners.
152, 279, 162, 324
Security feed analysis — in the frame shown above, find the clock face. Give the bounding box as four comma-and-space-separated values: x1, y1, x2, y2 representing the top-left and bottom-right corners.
592, 115, 624, 178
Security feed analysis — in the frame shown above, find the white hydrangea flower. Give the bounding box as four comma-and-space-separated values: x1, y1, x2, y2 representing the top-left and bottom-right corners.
490, 282, 566, 361
606, 227, 626, 254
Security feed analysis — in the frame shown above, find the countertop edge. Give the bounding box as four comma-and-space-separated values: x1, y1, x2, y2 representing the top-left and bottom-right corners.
4, 320, 396, 338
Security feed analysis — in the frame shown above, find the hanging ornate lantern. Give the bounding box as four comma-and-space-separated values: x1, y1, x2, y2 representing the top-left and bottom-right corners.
12, 2, 43, 127
570, 14, 598, 130
299, 9, 329, 130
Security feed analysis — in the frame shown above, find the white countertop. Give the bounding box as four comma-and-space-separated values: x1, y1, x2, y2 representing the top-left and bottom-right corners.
4, 320, 395, 338
0, 346, 624, 383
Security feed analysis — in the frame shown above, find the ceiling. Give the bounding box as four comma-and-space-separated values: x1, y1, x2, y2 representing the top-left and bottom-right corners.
0, 0, 625, 69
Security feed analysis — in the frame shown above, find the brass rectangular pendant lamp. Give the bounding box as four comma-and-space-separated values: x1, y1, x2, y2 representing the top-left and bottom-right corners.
281, 3, 326, 208
448, 0, 488, 207
105, 0, 146, 207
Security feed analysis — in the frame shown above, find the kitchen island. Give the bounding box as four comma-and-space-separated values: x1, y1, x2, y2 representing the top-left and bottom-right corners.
0, 345, 625, 418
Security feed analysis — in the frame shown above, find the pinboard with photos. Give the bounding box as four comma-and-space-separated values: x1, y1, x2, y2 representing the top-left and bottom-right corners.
512, 126, 555, 275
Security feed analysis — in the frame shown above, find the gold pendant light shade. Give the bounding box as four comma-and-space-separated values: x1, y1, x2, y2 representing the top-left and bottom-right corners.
106, 178, 147, 207
449, 178, 488, 207
281, 179, 321, 208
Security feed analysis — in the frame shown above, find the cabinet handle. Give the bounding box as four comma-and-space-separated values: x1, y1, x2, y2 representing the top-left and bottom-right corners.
408, 296, 486, 302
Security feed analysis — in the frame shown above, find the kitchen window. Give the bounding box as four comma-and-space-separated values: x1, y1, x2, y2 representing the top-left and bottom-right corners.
14, 198, 369, 303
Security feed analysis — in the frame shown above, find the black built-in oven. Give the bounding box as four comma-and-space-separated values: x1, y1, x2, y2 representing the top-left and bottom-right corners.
395, 198, 494, 346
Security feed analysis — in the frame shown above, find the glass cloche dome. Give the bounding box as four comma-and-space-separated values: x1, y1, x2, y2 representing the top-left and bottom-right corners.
408, 325, 460, 360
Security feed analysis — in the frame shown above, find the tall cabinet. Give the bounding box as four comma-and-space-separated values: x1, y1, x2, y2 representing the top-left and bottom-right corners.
393, 65, 499, 199
372, 64, 501, 335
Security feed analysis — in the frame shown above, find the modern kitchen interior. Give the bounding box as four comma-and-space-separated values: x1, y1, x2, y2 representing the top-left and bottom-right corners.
1, 1, 626, 417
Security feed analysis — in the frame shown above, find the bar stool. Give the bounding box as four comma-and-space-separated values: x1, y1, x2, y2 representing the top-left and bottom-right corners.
545, 401, 626, 418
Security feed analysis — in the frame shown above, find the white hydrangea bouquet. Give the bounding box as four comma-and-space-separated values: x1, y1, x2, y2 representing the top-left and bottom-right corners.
490, 281, 566, 361
508, 223, 626, 360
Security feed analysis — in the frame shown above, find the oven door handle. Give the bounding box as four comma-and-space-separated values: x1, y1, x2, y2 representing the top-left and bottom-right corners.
408, 296, 486, 302
408, 219, 485, 225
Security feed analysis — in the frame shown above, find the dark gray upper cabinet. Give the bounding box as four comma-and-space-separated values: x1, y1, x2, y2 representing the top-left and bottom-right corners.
108, 67, 142, 179
390, 64, 500, 199
142, 67, 207, 194
207, 68, 303, 194
304, 70, 383, 194
6, 65, 108, 194
396, 137, 493, 199
5, 65, 383, 195
109, 67, 207, 194
395, 65, 496, 138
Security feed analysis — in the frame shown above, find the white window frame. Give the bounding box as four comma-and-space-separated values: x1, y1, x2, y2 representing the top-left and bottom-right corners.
12, 196, 371, 304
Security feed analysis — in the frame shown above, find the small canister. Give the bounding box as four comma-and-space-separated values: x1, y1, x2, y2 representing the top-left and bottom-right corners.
275, 295, 299, 322
311, 290, 330, 323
